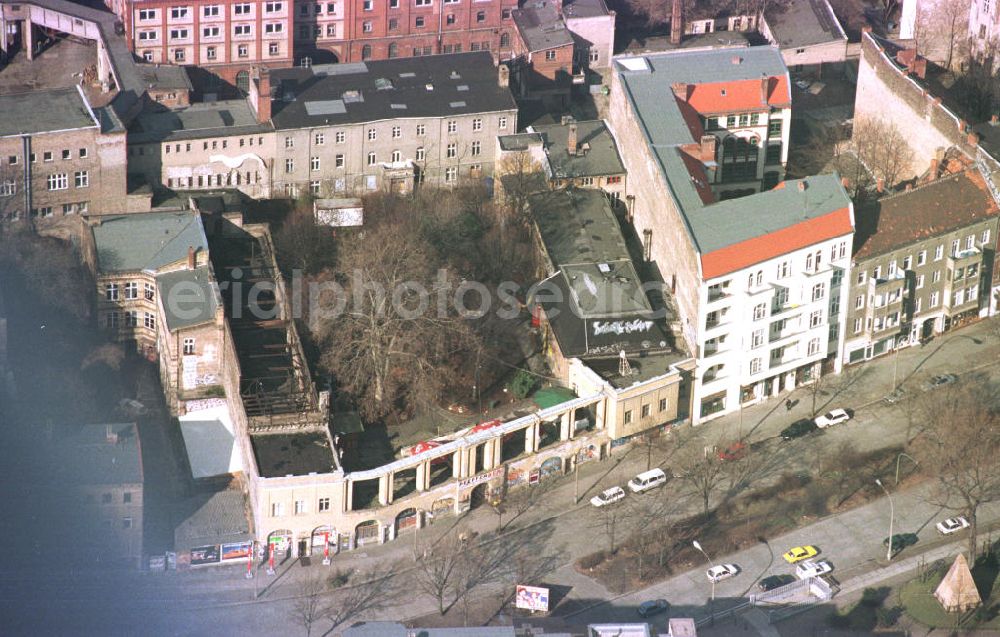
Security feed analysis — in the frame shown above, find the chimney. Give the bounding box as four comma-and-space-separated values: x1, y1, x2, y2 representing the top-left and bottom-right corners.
253, 66, 272, 124
841, 176, 850, 188
958, 118, 967, 133
105, 424, 118, 444
731, 55, 743, 65
797, 181, 807, 192
671, 82, 689, 100
699, 135, 717, 163
498, 63, 509, 88
912, 57, 927, 79
861, 25, 873, 34
188, 245, 196, 269
567, 123, 578, 155
992, 114, 999, 126
670, 0, 683, 44
929, 158, 939, 180
760, 76, 769, 105
905, 183, 913, 191
968, 132, 980, 146
877, 178, 885, 193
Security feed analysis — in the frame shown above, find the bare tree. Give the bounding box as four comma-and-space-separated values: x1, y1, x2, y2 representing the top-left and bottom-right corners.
851, 117, 916, 189
413, 533, 465, 615
679, 446, 729, 515
913, 379, 1000, 561
272, 194, 339, 276
325, 564, 401, 631
914, 0, 970, 70
590, 498, 627, 554
494, 150, 545, 229
288, 572, 329, 637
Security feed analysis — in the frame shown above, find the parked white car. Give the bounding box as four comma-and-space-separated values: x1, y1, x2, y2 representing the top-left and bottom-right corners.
795, 559, 833, 579
590, 486, 626, 508
936, 516, 970, 535
814, 409, 851, 429
627, 468, 668, 493
706, 564, 739, 583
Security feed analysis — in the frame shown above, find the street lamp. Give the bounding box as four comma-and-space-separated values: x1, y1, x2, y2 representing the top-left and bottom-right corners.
875, 479, 895, 561
693, 540, 716, 603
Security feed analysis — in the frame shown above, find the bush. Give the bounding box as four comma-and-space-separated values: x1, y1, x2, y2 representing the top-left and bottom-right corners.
860, 586, 890, 607
877, 605, 903, 627
578, 550, 607, 570
509, 370, 539, 399
826, 611, 851, 628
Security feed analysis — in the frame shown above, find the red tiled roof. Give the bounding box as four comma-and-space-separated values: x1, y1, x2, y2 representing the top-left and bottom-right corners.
686, 76, 791, 115
677, 148, 715, 205
675, 93, 705, 140
701, 207, 853, 279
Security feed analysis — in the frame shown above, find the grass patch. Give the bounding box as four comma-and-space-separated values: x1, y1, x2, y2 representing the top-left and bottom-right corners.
900, 569, 1000, 630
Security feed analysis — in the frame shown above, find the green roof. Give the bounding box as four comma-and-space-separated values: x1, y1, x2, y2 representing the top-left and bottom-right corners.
532, 386, 577, 409
93, 211, 208, 273
155, 266, 219, 331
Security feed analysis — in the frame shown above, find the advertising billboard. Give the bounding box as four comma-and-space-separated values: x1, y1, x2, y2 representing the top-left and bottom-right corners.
221, 541, 253, 561
190, 544, 221, 566
514, 584, 550, 612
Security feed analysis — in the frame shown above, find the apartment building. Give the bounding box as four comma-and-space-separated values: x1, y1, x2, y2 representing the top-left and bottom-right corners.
269, 52, 517, 195
103, 0, 294, 90
0, 86, 135, 220
608, 47, 853, 423
844, 169, 1000, 363
293, 0, 519, 65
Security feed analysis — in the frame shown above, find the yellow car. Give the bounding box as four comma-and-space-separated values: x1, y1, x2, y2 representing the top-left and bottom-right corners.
782, 545, 818, 564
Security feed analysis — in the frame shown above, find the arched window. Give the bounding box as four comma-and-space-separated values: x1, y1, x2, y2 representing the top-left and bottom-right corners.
722, 136, 736, 160
499, 32, 510, 48
388, 42, 398, 58
361, 44, 372, 60
235, 70, 250, 95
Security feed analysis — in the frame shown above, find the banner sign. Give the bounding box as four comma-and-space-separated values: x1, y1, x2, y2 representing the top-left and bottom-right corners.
515, 585, 550, 612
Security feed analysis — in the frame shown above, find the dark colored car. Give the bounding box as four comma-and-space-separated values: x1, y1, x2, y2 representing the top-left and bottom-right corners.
883, 533, 919, 554
637, 599, 669, 618
758, 574, 796, 591
780, 419, 818, 440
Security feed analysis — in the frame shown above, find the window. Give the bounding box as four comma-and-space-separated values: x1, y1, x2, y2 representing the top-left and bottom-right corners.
471, 140, 481, 156
658, 397, 668, 412
311, 156, 320, 171
751, 329, 764, 348
203, 26, 220, 37
416, 124, 426, 136
234, 3, 251, 14
206, 46, 217, 59
182, 338, 196, 355
765, 143, 782, 164
265, 22, 283, 33
47, 173, 68, 190
807, 338, 821, 356
982, 229, 992, 245
327, 1, 336, 11
265, 1, 282, 10
806, 252, 813, 270
367, 128, 377, 141
327, 24, 336, 36
139, 9, 157, 20
855, 295, 864, 309
237, 43, 249, 58
391, 125, 401, 139
105, 283, 119, 301
295, 500, 307, 514
447, 120, 457, 134
500, 32, 510, 47
144, 312, 155, 329
204, 5, 220, 16
445, 166, 458, 182
170, 28, 188, 39
363, 0, 372, 8
75, 171, 89, 188
388, 42, 398, 58
498, 116, 508, 130
318, 498, 331, 512
124, 281, 138, 300
138, 29, 157, 40
170, 7, 189, 19
390, 0, 399, 6
315, 133, 325, 145
966, 234, 975, 250
447, 143, 457, 158
830, 295, 840, 314
389, 17, 398, 29
271, 502, 284, 516
809, 310, 822, 327
472, 118, 483, 132
934, 244, 944, 260
43, 151, 52, 162
932, 270, 941, 283
545, 50, 556, 61
285, 136, 294, 149
811, 282, 825, 301
285, 158, 294, 173
335, 154, 344, 167
502, 7, 511, 18
310, 180, 321, 195
753, 303, 767, 320
916, 274, 924, 289
416, 0, 431, 5
367, 152, 377, 165
477, 10, 486, 22
0, 181, 15, 197
335, 131, 346, 143
641, 404, 651, 418
853, 317, 862, 334
415, 147, 425, 161
623, 410, 632, 424
125, 311, 138, 327
415, 16, 424, 27
447, 13, 456, 24
768, 118, 782, 137
235, 24, 251, 35
174, 48, 185, 61
916, 249, 927, 266
930, 291, 939, 307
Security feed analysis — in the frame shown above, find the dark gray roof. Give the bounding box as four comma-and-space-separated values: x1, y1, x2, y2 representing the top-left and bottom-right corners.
129, 100, 271, 143
156, 267, 220, 331
174, 486, 252, 550
512, 2, 574, 52
55, 423, 143, 485
615, 49, 850, 255
530, 188, 629, 267
531, 120, 626, 178
93, 211, 209, 273
764, 0, 847, 49
252, 432, 337, 478
270, 53, 516, 130
624, 31, 752, 54
563, 0, 610, 19
138, 64, 194, 92
0, 87, 97, 137
498, 132, 543, 151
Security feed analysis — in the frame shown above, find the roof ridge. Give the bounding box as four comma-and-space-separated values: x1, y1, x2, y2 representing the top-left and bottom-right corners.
878, 170, 967, 201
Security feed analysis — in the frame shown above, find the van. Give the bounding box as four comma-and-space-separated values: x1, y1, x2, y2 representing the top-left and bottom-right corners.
627, 468, 667, 493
